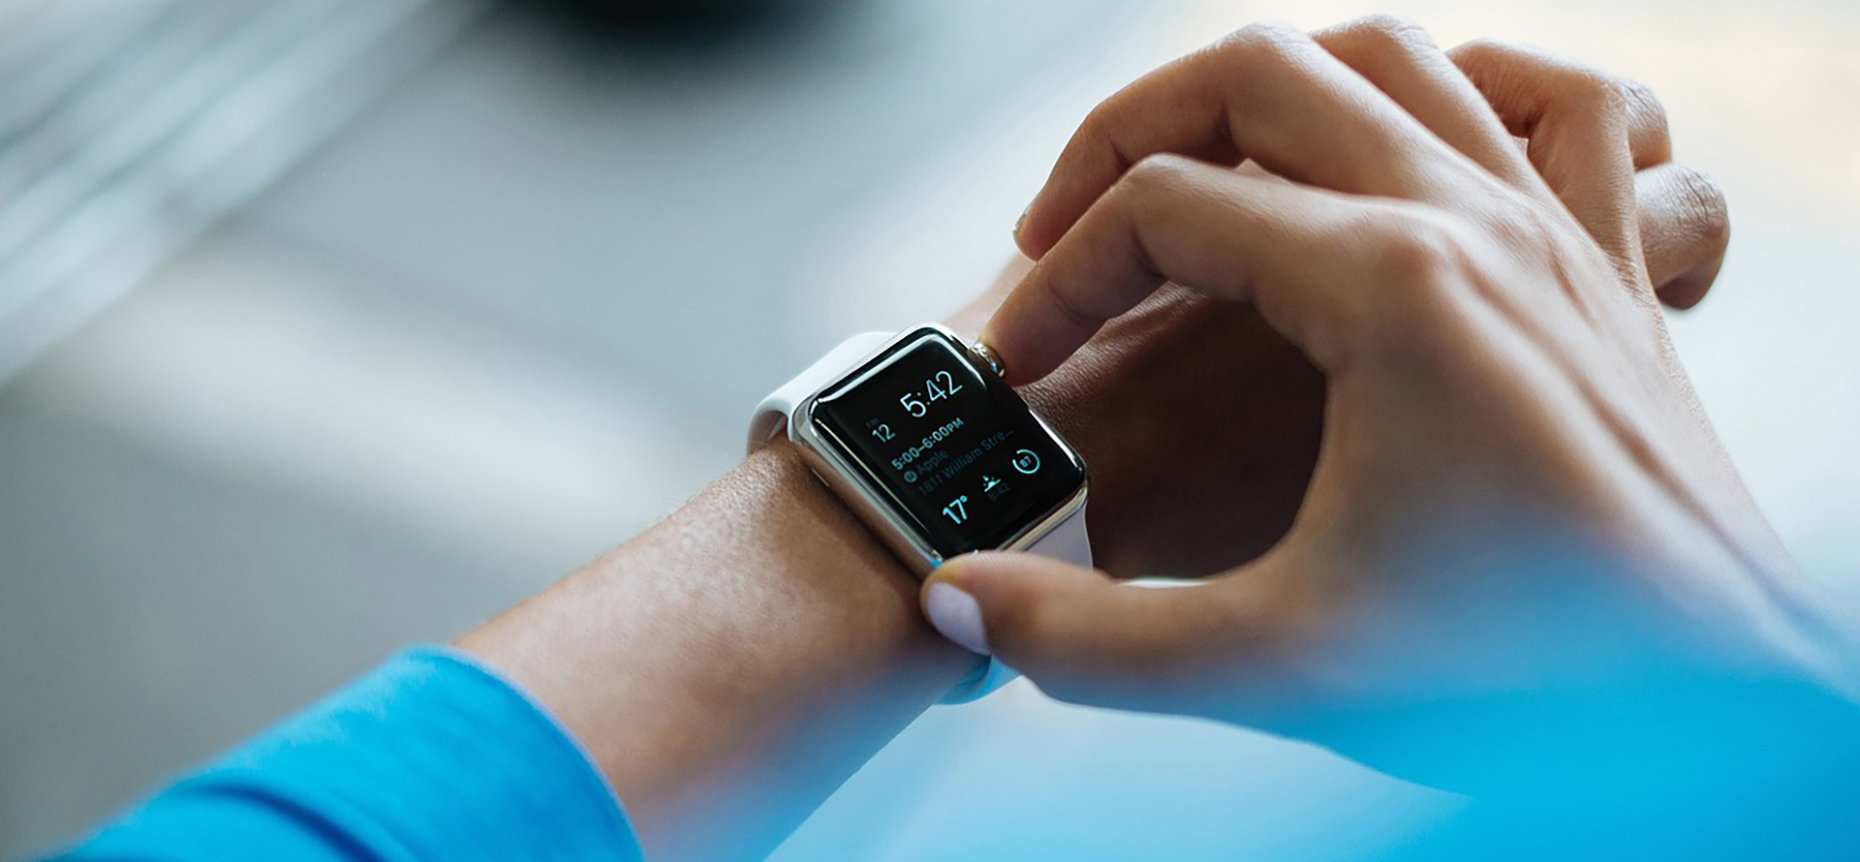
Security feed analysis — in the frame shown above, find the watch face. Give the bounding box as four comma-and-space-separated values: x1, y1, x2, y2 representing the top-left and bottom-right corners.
810, 327, 1086, 559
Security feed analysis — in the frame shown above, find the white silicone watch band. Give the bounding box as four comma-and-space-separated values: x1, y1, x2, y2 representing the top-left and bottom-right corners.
1026, 501, 1091, 567
748, 332, 894, 452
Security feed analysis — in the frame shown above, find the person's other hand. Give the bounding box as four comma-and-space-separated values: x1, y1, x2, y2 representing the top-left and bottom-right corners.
942, 19, 1734, 584
924, 17, 1849, 796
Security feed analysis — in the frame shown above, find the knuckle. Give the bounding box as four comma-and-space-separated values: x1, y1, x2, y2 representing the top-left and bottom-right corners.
1077, 97, 1126, 149
1078, 99, 1113, 135
1215, 20, 1309, 66
1672, 165, 1731, 248
1618, 77, 1669, 128
1356, 211, 1483, 361
1117, 152, 1198, 197
1445, 36, 1518, 73
1193, 21, 1315, 120
1343, 13, 1437, 56
1372, 210, 1466, 290
1616, 77, 1673, 157
1451, 36, 1509, 59
1562, 66, 1631, 123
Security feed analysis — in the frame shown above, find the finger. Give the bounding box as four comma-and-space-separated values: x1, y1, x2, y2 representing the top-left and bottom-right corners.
1635, 163, 1730, 309
1312, 15, 1538, 190
984, 154, 1429, 384
1454, 39, 1717, 306
923, 552, 1276, 709
1448, 40, 1661, 281
1450, 40, 1672, 171
944, 255, 1034, 337
1016, 21, 1471, 259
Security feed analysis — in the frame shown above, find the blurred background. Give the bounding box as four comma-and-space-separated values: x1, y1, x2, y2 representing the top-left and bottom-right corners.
2, 0, 1855, 857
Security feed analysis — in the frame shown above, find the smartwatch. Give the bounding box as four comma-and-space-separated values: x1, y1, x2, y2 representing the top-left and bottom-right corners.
748, 323, 1092, 700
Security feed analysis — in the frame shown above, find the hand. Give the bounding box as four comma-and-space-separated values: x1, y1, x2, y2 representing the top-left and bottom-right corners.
942, 19, 1735, 583
922, 17, 1851, 797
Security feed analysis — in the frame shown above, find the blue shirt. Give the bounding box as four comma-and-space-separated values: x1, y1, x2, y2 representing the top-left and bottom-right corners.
50, 641, 1860, 861
65, 647, 643, 861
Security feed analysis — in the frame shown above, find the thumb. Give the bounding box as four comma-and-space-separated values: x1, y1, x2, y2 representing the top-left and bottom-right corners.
921, 551, 1244, 703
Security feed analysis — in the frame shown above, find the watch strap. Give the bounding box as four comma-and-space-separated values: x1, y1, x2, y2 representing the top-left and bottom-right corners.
938, 504, 1091, 703
748, 332, 893, 453
1026, 501, 1092, 568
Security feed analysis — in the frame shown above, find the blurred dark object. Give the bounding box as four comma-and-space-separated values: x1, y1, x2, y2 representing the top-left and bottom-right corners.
515, 0, 852, 51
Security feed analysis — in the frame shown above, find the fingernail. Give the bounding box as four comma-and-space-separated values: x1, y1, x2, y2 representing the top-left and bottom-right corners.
924, 581, 990, 654
1012, 204, 1031, 240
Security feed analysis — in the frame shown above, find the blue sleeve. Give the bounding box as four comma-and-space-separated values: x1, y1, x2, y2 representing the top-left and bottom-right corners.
61, 646, 643, 862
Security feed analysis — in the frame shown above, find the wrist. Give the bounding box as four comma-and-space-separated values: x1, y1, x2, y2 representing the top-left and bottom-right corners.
459, 442, 977, 858
703, 440, 981, 689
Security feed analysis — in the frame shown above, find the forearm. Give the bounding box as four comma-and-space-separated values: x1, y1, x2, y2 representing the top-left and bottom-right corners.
456, 441, 978, 861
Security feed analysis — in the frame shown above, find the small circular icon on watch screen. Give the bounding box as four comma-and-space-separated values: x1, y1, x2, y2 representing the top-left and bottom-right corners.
903, 470, 918, 483
1011, 449, 1041, 475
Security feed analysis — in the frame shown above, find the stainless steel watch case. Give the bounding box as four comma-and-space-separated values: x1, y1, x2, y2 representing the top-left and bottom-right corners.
774, 323, 1088, 576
